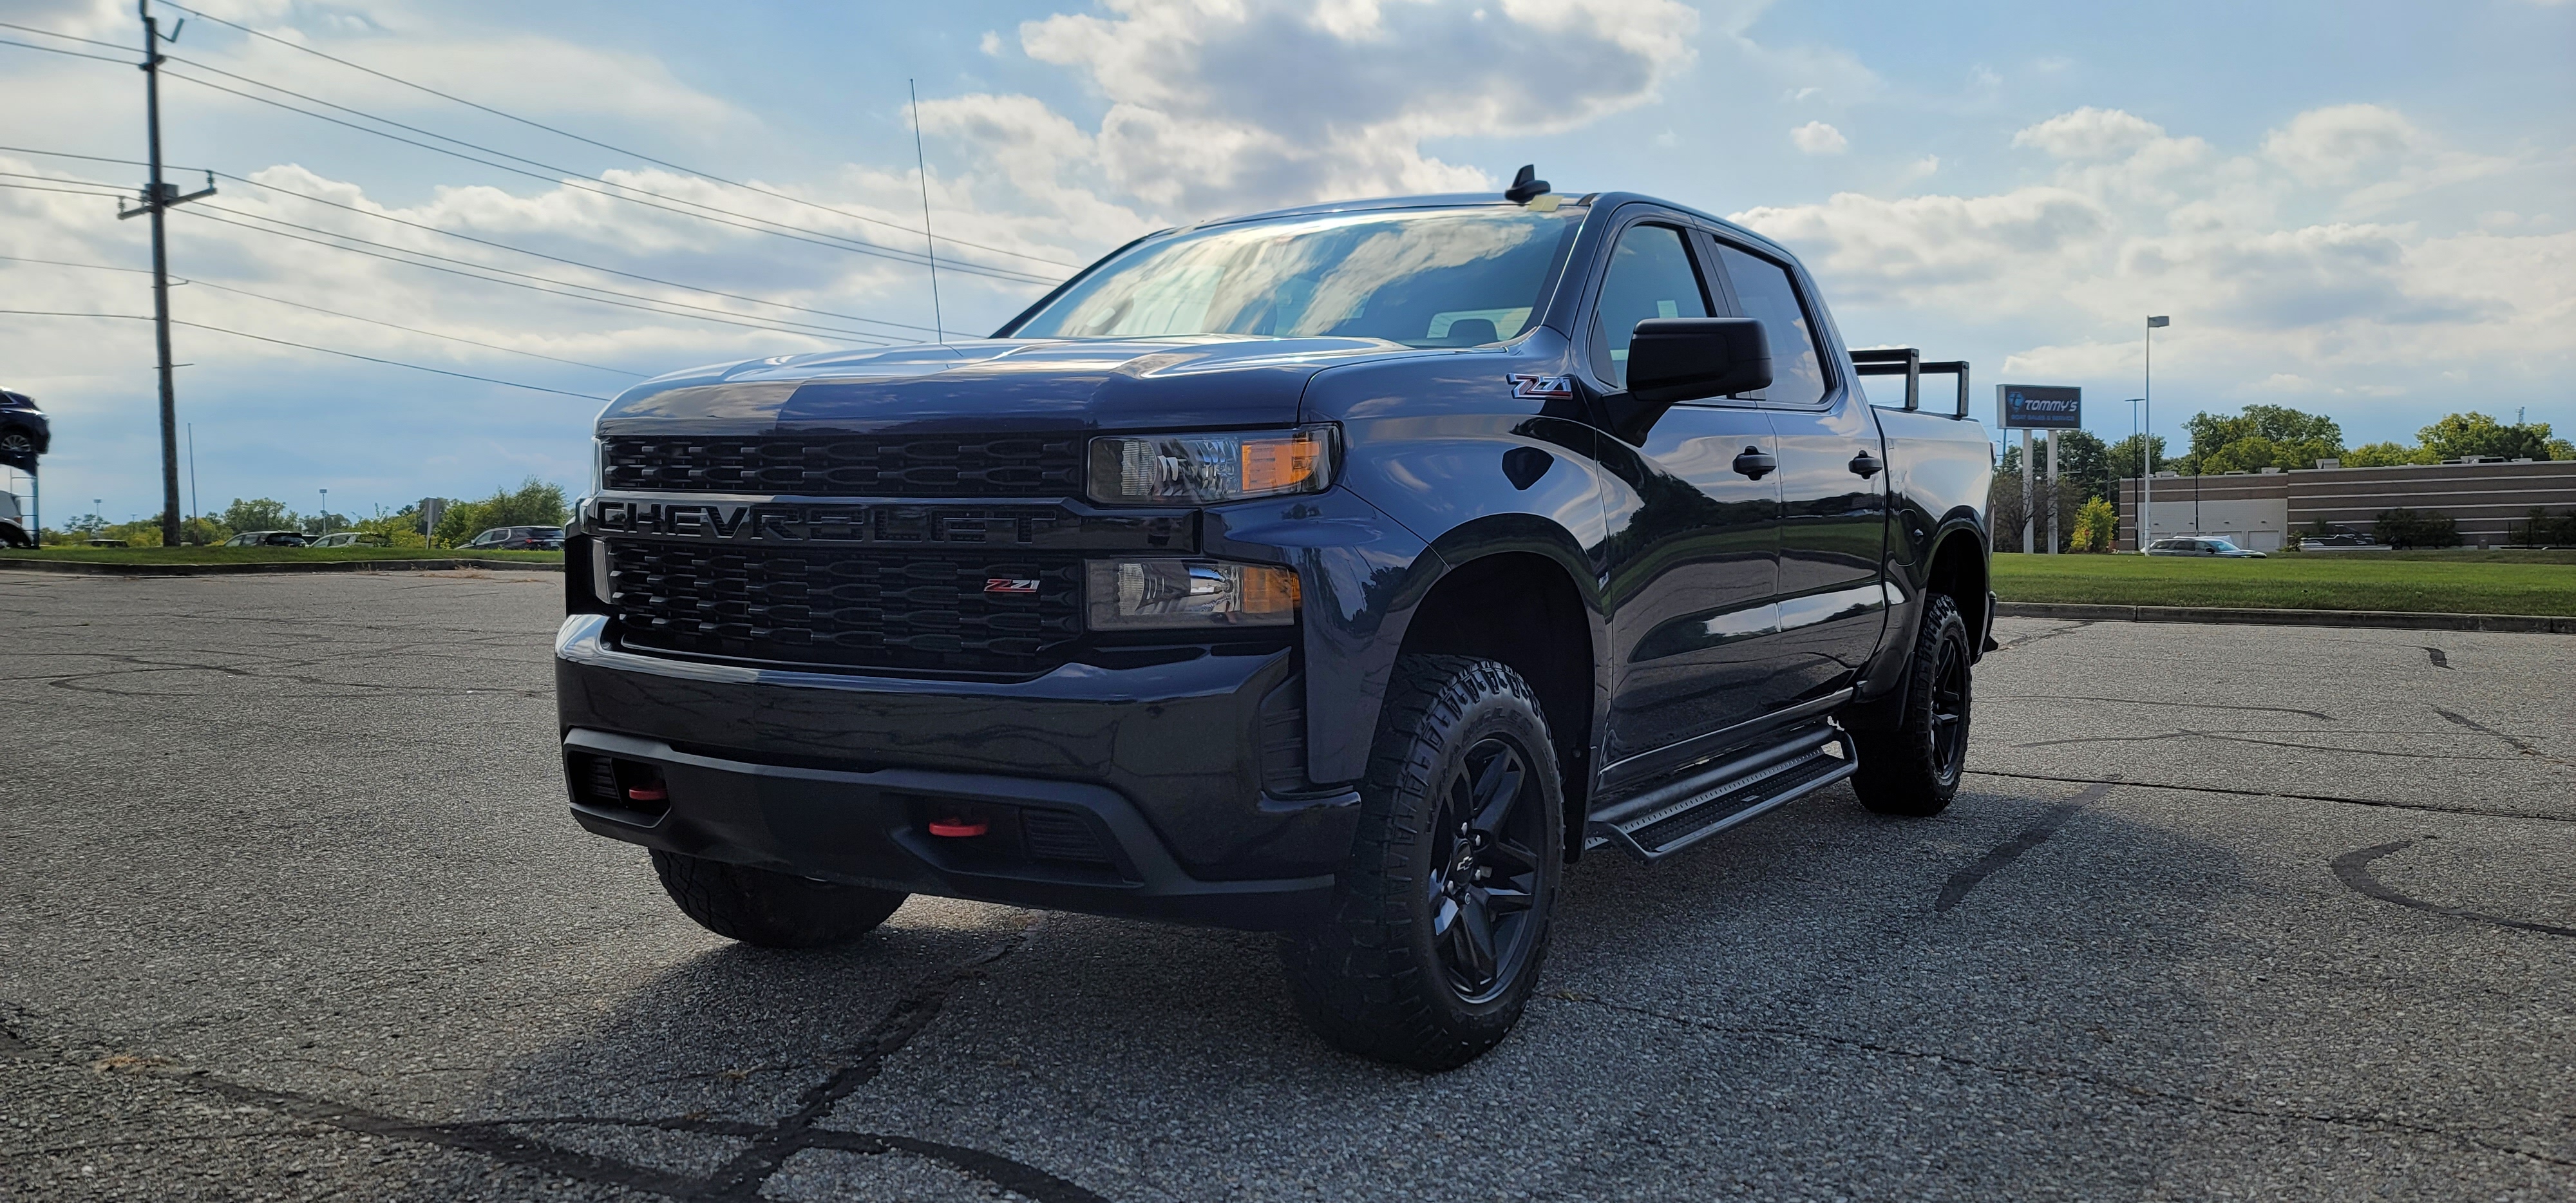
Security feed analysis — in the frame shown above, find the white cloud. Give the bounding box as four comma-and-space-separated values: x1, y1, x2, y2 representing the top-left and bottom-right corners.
979, 29, 1003, 55
1742, 103, 2574, 414
995, 0, 1700, 218
1790, 121, 1848, 155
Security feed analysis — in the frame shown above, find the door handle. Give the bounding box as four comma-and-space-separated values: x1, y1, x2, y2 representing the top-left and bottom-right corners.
1848, 450, 1882, 478
1732, 447, 1776, 480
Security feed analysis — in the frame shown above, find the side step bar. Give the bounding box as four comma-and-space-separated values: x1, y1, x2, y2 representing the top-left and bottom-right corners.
1583, 725, 1858, 863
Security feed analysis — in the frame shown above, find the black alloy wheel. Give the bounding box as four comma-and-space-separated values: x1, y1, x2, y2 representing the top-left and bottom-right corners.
1425, 736, 1546, 1002
1926, 623, 1970, 784
1282, 654, 1564, 1071
1850, 591, 1971, 817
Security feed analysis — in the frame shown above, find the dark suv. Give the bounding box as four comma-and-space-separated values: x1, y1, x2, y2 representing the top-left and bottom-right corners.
464, 526, 565, 551
556, 178, 1995, 1068
0, 390, 48, 471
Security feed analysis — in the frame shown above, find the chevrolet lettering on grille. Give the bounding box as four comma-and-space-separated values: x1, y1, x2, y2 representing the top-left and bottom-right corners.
589, 500, 1061, 545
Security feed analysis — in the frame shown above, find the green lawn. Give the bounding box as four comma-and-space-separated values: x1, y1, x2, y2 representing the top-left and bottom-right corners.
0, 546, 563, 567
1992, 550, 2576, 615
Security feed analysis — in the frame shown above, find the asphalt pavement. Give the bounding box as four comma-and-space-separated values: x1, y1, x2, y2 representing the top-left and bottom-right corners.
2, 571, 2570, 1201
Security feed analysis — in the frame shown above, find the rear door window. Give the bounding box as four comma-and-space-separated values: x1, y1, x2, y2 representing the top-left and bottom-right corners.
1592, 223, 1711, 390
1710, 244, 1830, 408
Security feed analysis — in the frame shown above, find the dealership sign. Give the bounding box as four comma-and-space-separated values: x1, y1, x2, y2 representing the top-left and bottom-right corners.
1996, 384, 2081, 430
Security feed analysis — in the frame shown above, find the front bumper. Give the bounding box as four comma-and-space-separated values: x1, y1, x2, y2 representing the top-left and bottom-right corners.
554, 614, 1358, 930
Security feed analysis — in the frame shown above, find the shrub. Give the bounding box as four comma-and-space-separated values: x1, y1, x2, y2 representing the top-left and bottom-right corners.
2069, 497, 2117, 552
2374, 507, 2460, 549
2508, 508, 2576, 547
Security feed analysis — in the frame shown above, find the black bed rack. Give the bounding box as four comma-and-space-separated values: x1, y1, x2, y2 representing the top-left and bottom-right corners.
1851, 348, 1971, 419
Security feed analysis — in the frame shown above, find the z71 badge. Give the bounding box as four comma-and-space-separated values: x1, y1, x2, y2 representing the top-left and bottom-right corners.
1508, 374, 1575, 400
983, 578, 1041, 594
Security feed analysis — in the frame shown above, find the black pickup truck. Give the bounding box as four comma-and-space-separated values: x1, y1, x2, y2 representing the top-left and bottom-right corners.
556, 174, 1996, 1069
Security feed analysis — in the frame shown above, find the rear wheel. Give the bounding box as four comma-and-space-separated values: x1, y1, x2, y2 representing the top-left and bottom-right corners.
1280, 655, 1563, 1071
649, 849, 907, 948
1850, 592, 1971, 817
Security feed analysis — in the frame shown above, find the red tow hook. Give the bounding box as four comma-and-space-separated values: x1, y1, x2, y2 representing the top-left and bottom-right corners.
927, 815, 989, 838
625, 783, 667, 803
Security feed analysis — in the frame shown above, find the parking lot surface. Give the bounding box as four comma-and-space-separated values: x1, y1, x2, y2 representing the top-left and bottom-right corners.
2, 571, 2570, 1200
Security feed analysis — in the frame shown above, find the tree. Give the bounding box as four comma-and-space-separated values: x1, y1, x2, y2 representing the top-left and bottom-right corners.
2183, 404, 2344, 474
2344, 441, 2434, 468
2104, 433, 2168, 480
220, 497, 299, 534
2374, 507, 2459, 549
431, 477, 570, 545
2417, 412, 2556, 461
2069, 497, 2117, 552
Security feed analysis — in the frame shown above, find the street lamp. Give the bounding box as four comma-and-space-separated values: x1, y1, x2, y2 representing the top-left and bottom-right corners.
2122, 398, 2143, 550
2143, 316, 2170, 546
318, 488, 329, 535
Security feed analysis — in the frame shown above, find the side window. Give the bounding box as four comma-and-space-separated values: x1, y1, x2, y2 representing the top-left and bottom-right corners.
1712, 244, 1829, 407
1593, 223, 1710, 389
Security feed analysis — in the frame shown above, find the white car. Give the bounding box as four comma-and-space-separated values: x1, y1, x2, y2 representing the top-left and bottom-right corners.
2145, 536, 2266, 558
308, 532, 390, 548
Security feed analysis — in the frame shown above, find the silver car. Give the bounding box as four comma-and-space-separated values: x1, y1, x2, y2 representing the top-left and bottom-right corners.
2145, 536, 2267, 558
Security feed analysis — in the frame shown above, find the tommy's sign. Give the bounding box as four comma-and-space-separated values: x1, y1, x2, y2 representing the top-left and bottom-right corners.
1995, 384, 2081, 430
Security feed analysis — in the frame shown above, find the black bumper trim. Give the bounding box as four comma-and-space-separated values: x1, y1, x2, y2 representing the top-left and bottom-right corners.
564, 728, 1336, 931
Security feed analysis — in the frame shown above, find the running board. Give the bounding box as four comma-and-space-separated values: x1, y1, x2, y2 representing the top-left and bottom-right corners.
1583, 725, 1857, 863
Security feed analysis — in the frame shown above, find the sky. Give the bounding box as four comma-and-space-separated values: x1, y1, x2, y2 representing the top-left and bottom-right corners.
1, 0, 2570, 525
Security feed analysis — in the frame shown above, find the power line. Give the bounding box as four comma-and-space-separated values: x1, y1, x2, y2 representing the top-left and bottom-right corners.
0, 35, 133, 66
0, 309, 613, 400
152, 0, 1080, 270
175, 204, 902, 344
0, 19, 132, 52
0, 151, 945, 336
209, 171, 945, 336
8, 248, 656, 375
159, 62, 1061, 287
0, 180, 132, 200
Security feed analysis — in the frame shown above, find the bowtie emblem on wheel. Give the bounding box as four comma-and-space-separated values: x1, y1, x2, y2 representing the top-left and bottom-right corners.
983, 578, 1041, 594
1508, 374, 1575, 400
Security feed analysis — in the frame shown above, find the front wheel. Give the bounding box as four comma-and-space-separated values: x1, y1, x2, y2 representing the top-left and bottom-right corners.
1850, 592, 1972, 817
1280, 655, 1564, 1071
649, 849, 908, 948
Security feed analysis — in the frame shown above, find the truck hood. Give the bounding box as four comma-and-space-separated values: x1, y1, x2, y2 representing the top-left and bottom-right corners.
596, 336, 1417, 435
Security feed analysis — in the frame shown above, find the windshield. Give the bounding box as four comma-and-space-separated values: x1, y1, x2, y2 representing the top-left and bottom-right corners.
1012, 207, 1584, 347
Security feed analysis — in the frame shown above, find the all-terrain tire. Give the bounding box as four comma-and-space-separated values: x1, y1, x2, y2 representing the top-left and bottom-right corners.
649, 849, 907, 949
1850, 592, 1972, 817
1280, 654, 1564, 1071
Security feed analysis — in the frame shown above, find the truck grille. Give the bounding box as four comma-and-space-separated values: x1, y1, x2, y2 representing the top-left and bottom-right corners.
601, 434, 1083, 497
607, 541, 1083, 674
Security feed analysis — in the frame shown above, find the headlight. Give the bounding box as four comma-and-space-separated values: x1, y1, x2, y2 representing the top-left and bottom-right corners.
1087, 425, 1338, 505
1086, 560, 1299, 629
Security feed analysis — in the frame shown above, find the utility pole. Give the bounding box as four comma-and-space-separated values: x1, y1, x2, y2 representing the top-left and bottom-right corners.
118, 0, 214, 549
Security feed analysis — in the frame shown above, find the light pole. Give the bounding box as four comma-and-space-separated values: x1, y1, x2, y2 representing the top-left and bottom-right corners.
2122, 398, 2143, 550
2143, 316, 2169, 545
318, 488, 329, 535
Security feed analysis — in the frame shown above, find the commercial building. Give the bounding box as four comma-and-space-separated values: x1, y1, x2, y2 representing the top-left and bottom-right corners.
2116, 459, 2576, 551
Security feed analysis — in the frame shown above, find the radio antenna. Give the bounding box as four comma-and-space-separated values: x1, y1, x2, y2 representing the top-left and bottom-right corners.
908, 79, 944, 345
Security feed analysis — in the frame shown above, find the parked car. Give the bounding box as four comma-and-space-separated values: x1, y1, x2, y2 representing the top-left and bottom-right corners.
222, 530, 309, 547
2145, 536, 2266, 558
0, 390, 48, 470
555, 175, 1998, 1070
462, 526, 565, 551
2298, 531, 2380, 549
0, 491, 28, 548
308, 531, 391, 548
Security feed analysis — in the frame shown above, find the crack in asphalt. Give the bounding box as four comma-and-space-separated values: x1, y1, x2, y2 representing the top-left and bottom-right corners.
2012, 729, 2516, 761
1964, 769, 2576, 824
1991, 621, 2094, 653
2432, 706, 2574, 769
2331, 840, 2576, 940
1936, 784, 2112, 913
1549, 995, 2576, 1170
0, 922, 1112, 1202
1991, 694, 2333, 721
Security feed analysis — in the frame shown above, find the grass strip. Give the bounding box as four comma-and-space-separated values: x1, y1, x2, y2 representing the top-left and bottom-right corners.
1992, 550, 2576, 616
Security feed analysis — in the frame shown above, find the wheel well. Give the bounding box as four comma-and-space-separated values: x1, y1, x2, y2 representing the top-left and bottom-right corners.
1923, 530, 1989, 647
1396, 552, 1595, 855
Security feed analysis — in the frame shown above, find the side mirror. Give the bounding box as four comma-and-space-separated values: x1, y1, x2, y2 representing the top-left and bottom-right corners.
1603, 318, 1772, 442
1627, 317, 1771, 404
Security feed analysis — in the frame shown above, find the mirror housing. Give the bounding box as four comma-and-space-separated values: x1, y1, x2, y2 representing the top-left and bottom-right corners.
1601, 317, 1772, 442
